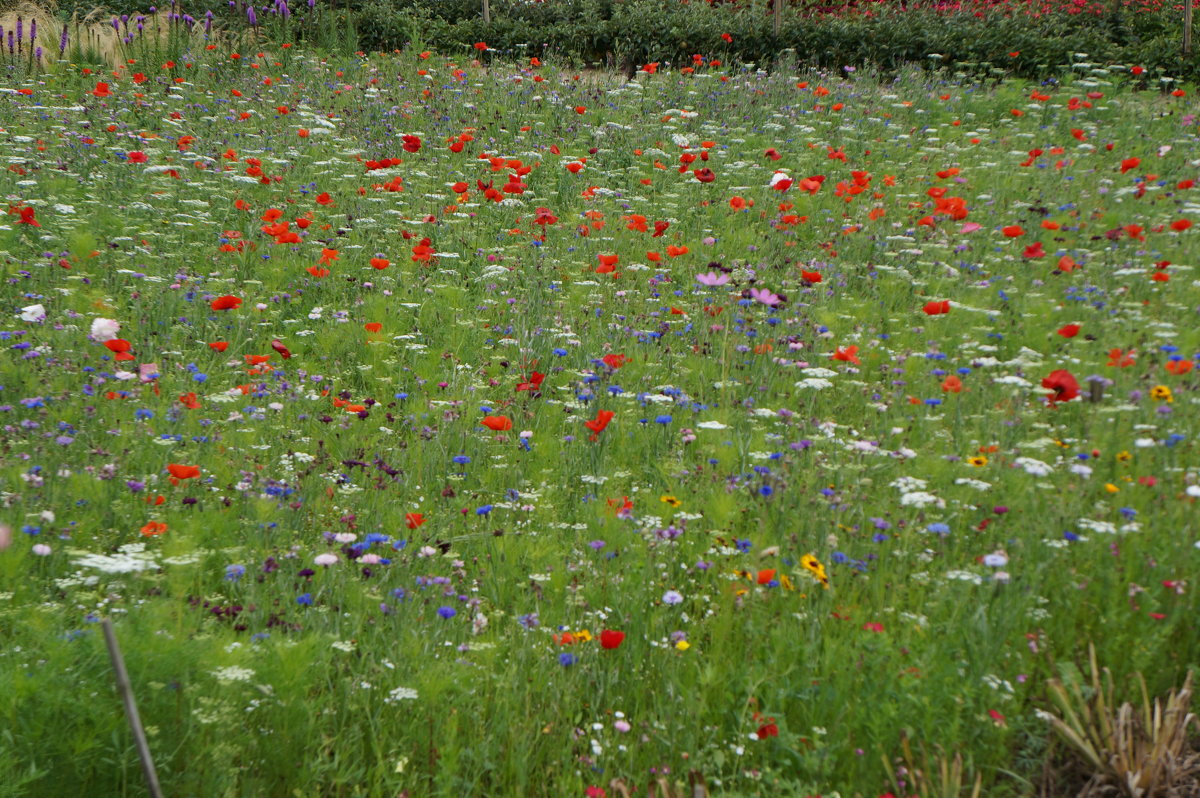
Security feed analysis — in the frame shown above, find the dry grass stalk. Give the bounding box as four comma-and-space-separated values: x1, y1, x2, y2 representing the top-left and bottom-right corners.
1044, 644, 1200, 797
607, 769, 709, 798
881, 731, 983, 798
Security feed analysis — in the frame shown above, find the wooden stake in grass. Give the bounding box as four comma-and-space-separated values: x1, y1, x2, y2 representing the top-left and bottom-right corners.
1185, 0, 1193, 57
483, 0, 491, 24
101, 618, 164, 798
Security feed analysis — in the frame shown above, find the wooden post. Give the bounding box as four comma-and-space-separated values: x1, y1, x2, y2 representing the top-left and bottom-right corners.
483, 0, 491, 24
1185, 0, 1193, 57
101, 618, 164, 798
773, 0, 782, 37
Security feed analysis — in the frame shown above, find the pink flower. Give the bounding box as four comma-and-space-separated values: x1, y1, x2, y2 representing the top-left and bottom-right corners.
314, 553, 339, 566
696, 271, 729, 286
749, 287, 782, 307
960, 222, 982, 233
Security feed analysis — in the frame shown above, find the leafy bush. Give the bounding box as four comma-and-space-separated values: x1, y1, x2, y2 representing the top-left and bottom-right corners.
350, 0, 1198, 79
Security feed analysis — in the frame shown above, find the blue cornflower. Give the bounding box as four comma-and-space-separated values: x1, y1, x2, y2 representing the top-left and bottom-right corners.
437, 606, 457, 619
558, 652, 577, 667
296, 593, 313, 606
225, 564, 246, 582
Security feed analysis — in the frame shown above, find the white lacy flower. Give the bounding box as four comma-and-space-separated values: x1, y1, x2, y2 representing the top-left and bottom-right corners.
211, 666, 256, 684
1014, 457, 1053, 477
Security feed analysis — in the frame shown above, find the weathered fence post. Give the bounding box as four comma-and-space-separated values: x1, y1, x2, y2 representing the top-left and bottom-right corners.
1185, 0, 1193, 56
483, 0, 491, 24
101, 618, 164, 798
773, 0, 782, 37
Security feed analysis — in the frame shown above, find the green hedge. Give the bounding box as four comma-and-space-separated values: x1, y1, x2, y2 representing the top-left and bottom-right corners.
354, 0, 1197, 80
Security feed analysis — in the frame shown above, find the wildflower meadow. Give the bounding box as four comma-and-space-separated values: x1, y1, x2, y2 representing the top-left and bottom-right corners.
1, 7, 1199, 796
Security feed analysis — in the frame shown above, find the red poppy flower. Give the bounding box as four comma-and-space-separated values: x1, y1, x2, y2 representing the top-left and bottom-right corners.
1170, 219, 1193, 232
756, 569, 776, 585
923, 300, 950, 315
315, 192, 332, 205
208, 341, 229, 352
693, 167, 716, 183
140, 521, 168, 537
585, 410, 615, 441
1001, 225, 1024, 238
211, 295, 242, 311
764, 148, 781, 161
756, 723, 779, 738
12, 205, 39, 226
832, 345, 860, 365
1108, 348, 1136, 368
167, 463, 201, 480
941, 375, 963, 393
801, 270, 821, 283
1057, 324, 1081, 338
1119, 157, 1140, 174
127, 151, 148, 164
481, 415, 513, 431
93, 82, 111, 97
601, 353, 627, 369
271, 339, 291, 359
405, 512, 425, 529
364, 323, 382, 333
599, 630, 626, 650
596, 254, 618, 274
516, 371, 545, 392
1042, 369, 1079, 407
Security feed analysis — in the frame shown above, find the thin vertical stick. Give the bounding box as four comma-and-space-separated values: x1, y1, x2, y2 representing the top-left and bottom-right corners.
101, 618, 164, 798
773, 0, 782, 37
1185, 0, 1193, 56
483, 0, 491, 24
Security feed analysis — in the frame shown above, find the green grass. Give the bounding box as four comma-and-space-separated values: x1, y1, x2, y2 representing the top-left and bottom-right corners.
0, 38, 1197, 798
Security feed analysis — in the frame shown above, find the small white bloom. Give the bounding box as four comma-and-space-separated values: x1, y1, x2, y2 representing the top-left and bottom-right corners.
314, 553, 339, 566
90, 317, 121, 341
19, 304, 46, 322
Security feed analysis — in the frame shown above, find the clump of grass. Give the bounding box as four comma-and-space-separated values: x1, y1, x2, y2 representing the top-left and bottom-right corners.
1043, 645, 1199, 797
882, 732, 983, 798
